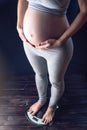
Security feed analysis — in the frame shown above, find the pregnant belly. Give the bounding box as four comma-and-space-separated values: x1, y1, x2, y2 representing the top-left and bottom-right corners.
23, 8, 69, 45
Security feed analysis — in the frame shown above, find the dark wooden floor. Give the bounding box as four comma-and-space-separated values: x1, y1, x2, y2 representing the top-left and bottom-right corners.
0, 74, 87, 130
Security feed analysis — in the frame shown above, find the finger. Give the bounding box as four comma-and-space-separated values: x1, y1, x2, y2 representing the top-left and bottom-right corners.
36, 43, 50, 49
17, 29, 27, 42
26, 41, 35, 48
40, 40, 49, 45
20, 32, 27, 42
40, 42, 47, 45
41, 39, 55, 44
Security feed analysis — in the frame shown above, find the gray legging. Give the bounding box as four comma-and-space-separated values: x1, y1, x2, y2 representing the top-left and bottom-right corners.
23, 38, 73, 109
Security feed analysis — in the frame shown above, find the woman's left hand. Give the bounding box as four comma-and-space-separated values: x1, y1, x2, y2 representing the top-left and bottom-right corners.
35, 39, 61, 49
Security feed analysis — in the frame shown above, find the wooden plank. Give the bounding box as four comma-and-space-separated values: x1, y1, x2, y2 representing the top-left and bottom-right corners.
0, 106, 25, 116
0, 95, 37, 106
0, 126, 87, 130
0, 89, 37, 96
65, 82, 87, 89
0, 83, 35, 90
0, 115, 29, 126
0, 126, 44, 130
0, 76, 35, 90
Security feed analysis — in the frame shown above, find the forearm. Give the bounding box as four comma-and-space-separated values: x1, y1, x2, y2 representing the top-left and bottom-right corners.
17, 0, 28, 27
59, 11, 87, 44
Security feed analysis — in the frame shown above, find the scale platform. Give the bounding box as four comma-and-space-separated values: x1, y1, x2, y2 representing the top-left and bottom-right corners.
26, 102, 59, 126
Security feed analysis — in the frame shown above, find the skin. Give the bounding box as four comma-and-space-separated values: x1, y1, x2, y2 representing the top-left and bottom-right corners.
17, 0, 87, 124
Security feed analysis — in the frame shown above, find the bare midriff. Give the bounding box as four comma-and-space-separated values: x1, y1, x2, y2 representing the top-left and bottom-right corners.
23, 8, 69, 46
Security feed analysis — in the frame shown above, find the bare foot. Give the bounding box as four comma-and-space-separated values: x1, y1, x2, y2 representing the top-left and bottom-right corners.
29, 101, 45, 115
42, 107, 55, 124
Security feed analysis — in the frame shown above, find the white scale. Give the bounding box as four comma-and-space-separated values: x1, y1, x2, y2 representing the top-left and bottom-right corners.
26, 106, 59, 126
27, 111, 48, 125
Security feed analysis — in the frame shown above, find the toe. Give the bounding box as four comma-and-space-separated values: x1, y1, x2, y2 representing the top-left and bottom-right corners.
42, 117, 46, 123
29, 108, 34, 115
29, 109, 36, 115
29, 108, 32, 113
42, 116, 48, 124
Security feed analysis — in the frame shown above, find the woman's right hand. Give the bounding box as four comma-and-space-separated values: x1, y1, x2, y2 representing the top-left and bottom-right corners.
17, 25, 35, 47
17, 25, 28, 42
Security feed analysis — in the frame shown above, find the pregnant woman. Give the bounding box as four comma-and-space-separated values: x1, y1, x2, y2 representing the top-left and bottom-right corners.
17, 0, 87, 124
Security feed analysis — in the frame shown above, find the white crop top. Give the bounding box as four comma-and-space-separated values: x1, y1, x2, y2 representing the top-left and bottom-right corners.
28, 0, 71, 16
